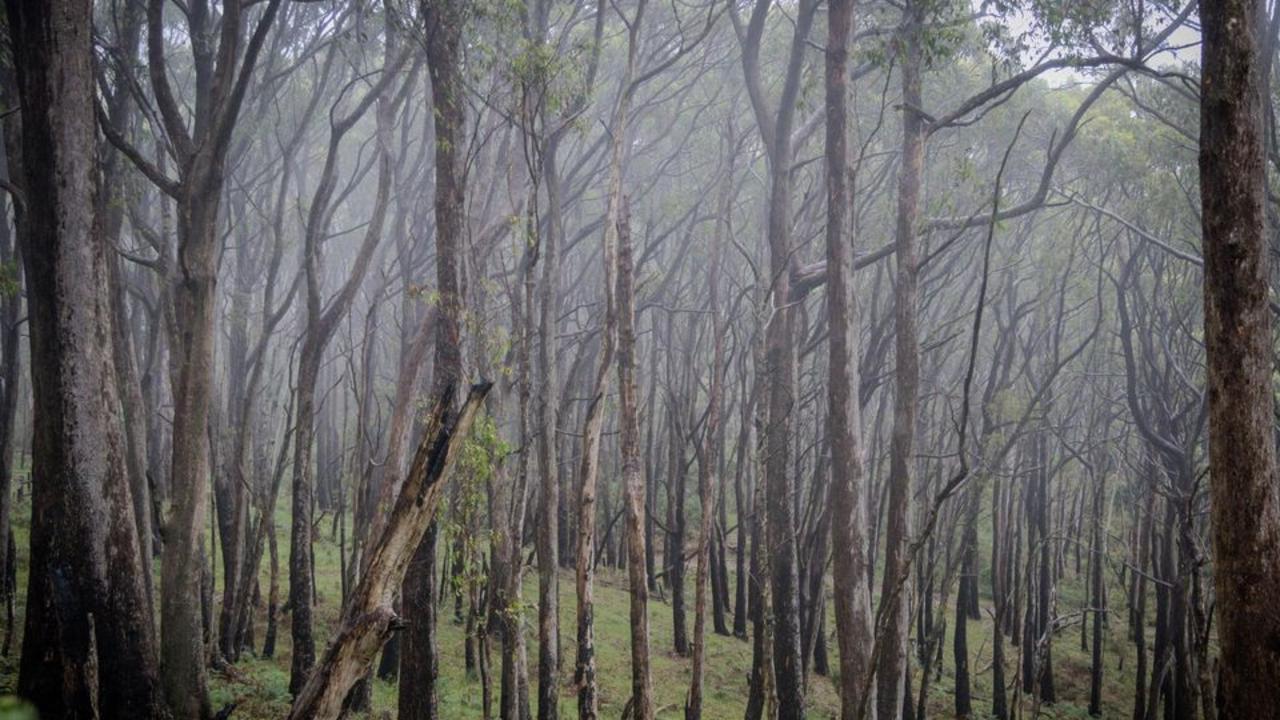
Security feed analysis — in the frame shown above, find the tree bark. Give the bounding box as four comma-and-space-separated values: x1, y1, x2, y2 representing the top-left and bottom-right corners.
877, 2, 924, 716
1200, 0, 1280, 715
6, 1, 168, 715
402, 4, 466, 718
826, 1, 877, 716
616, 199, 656, 720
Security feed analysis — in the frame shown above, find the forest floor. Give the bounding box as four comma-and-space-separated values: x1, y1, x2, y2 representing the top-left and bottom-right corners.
0, 482, 1142, 719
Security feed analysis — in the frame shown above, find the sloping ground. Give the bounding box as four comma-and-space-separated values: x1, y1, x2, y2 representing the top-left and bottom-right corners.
0, 491, 1139, 719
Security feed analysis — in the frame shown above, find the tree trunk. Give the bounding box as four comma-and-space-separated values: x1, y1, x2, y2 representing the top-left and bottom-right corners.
615, 200, 656, 720
1200, 0, 1280, 715
826, 1, 877, 714
403, 4, 466, 718
287, 51, 400, 691
0, 197, 19, 646
878, 2, 924, 717
6, 2, 168, 715
1089, 465, 1106, 717
686, 129, 732, 718
534, 131, 564, 720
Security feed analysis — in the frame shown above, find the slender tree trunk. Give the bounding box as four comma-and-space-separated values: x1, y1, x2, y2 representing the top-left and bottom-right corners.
826, 1, 877, 715
1133, 475, 1154, 720
991, 471, 1009, 720
686, 131, 732, 719
1035, 428, 1056, 704
614, 200, 656, 720
878, 3, 925, 717
1089, 466, 1106, 716
535, 133, 564, 720
669, 403, 690, 656
732, 386, 752, 640
288, 54, 399, 692
954, 513, 976, 718
0, 197, 19, 645
403, 4, 466, 718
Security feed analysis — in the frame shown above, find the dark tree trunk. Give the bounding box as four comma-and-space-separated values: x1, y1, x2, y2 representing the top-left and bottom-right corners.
732, 385, 752, 640
6, 2, 168, 715
1034, 427, 1056, 703
668, 394, 689, 657
954, 536, 973, 718
1089, 467, 1106, 716
402, 3, 466, 718
991, 471, 1009, 720
1133, 473, 1154, 720
1200, 0, 1280, 715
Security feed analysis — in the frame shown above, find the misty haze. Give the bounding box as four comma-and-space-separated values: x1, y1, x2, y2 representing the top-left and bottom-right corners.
0, 1, 1277, 719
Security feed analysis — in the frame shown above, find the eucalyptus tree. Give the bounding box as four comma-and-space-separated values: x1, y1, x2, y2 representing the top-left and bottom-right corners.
730, 3, 819, 715
1200, 0, 1280, 715
4, 0, 167, 716
825, 0, 877, 715
286, 19, 413, 694
93, 0, 291, 712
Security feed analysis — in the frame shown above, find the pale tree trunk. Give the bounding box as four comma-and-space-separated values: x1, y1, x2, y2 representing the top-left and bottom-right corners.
161, 156, 222, 720
6, 1, 168, 715
825, 1, 876, 716
877, 2, 924, 716
0, 71, 22, 658
575, 4, 646, 716
617, 199, 655, 720
573, 337, 612, 720
0, 193, 19, 643
745, 307, 776, 720
686, 130, 733, 720
534, 148, 561, 720
1200, 0, 1280, 715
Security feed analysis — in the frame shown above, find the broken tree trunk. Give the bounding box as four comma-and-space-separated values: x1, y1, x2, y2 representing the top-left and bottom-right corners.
286, 382, 491, 720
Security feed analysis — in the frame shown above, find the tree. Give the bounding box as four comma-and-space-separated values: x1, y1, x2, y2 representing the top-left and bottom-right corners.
825, 1, 877, 716
95, 0, 288, 713
1200, 0, 1280, 715
401, 2, 468, 718
731, 3, 819, 716
286, 30, 409, 694
5, 0, 167, 715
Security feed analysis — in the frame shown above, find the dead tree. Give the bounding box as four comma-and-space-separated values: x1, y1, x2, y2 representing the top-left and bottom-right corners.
288, 383, 491, 720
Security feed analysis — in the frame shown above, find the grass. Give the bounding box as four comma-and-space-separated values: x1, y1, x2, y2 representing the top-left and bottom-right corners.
0, 469, 1146, 720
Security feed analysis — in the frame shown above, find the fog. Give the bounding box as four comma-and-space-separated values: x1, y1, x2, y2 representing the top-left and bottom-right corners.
1, 1, 1277, 719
